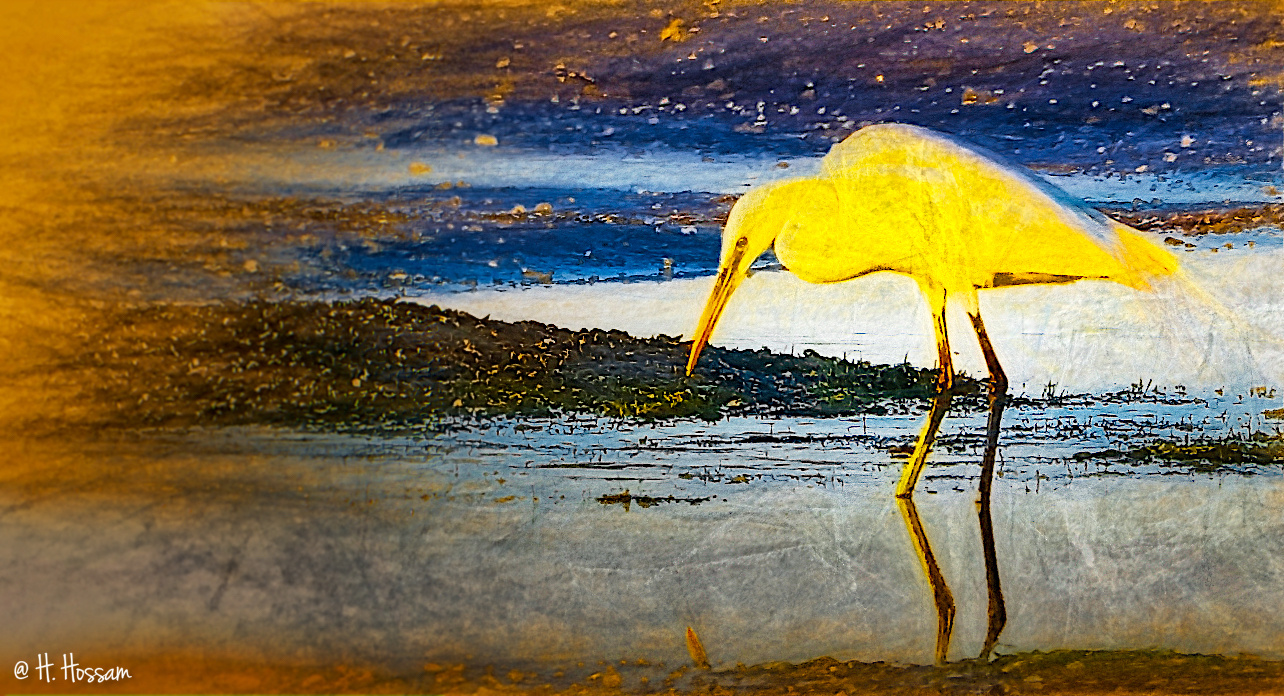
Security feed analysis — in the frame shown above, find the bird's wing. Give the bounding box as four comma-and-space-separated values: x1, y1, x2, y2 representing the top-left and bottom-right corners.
820, 123, 1118, 248
817, 124, 1175, 289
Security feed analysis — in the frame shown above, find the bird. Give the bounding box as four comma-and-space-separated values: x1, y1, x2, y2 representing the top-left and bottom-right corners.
683, 123, 1178, 663
685, 123, 1178, 499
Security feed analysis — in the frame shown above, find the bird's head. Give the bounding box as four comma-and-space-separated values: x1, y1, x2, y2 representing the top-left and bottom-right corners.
686, 178, 837, 375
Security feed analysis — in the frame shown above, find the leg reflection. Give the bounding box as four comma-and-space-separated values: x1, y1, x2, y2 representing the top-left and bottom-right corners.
976, 400, 1007, 659
897, 495, 955, 665
971, 310, 1008, 661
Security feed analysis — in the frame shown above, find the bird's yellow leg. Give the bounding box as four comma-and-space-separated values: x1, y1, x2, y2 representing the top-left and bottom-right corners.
965, 302, 1008, 660
894, 286, 953, 498
897, 495, 956, 665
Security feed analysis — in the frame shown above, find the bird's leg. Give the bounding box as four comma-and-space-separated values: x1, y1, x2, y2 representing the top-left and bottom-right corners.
897, 495, 955, 665
894, 289, 956, 663
895, 290, 953, 498
968, 309, 1008, 660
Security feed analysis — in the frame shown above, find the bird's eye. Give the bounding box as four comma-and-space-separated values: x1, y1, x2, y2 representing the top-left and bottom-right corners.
735, 237, 748, 249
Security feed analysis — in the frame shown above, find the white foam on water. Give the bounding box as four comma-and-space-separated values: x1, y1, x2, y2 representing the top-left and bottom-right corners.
1046, 169, 1284, 206
411, 245, 1284, 395
187, 143, 1283, 205
177, 143, 820, 194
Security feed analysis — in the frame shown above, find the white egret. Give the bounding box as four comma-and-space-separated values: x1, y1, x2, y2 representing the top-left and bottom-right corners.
686, 123, 1177, 498
685, 124, 1178, 663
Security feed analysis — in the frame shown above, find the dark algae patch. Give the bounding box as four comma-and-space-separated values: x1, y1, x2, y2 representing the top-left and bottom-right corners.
597, 489, 713, 511
1076, 432, 1284, 473
55, 298, 971, 433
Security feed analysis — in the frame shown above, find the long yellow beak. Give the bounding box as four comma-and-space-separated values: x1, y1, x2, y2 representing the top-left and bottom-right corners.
686, 247, 746, 376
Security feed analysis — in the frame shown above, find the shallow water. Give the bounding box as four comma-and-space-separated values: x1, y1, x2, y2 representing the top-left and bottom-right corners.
4, 391, 1282, 671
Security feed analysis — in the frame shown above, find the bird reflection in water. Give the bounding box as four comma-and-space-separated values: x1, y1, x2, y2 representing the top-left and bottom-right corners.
896, 387, 1006, 663
687, 123, 1176, 664
898, 317, 1009, 663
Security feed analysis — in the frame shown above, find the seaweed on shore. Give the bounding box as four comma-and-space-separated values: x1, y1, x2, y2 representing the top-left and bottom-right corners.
66, 297, 977, 432
1110, 203, 1284, 236
1075, 432, 1284, 473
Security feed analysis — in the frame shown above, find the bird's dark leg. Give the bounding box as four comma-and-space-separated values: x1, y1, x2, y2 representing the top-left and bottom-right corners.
968, 310, 1007, 660
895, 290, 953, 498
897, 495, 955, 665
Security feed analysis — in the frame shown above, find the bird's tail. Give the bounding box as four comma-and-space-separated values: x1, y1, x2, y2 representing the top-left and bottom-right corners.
1146, 251, 1284, 393
1111, 223, 1180, 290
1171, 264, 1274, 348
1105, 221, 1284, 392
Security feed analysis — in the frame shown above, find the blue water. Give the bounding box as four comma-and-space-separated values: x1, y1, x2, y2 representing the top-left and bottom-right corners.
337, 188, 730, 288
280, 174, 1281, 296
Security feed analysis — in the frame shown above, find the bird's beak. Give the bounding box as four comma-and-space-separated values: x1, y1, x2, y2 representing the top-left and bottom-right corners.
686, 245, 747, 376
